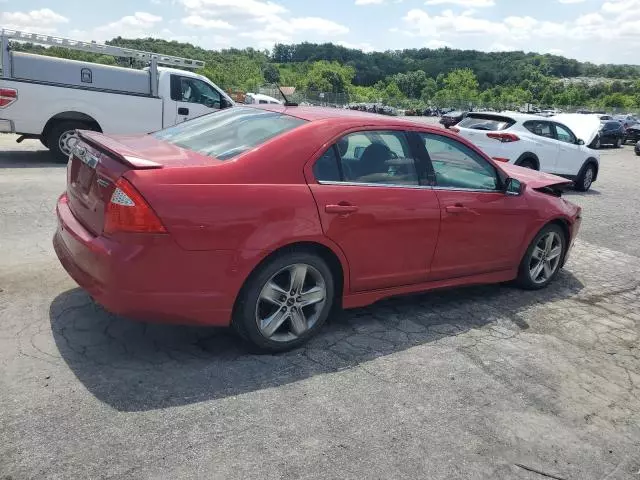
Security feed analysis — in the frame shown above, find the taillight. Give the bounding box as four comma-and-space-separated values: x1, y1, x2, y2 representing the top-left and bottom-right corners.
487, 132, 519, 143
104, 178, 166, 234
0, 88, 17, 108
492, 157, 510, 163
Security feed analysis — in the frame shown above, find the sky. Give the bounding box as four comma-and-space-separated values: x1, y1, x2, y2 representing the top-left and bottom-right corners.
1, 0, 639, 65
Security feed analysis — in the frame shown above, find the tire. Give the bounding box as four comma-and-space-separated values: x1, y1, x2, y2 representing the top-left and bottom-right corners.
592, 136, 601, 149
46, 121, 95, 163
516, 224, 566, 290
615, 137, 623, 148
232, 251, 335, 353
519, 158, 537, 170
576, 163, 596, 192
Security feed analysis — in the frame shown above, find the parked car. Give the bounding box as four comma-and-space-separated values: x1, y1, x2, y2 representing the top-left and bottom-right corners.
453, 112, 600, 191
440, 110, 468, 128
0, 29, 233, 162
591, 120, 626, 149
54, 105, 583, 351
626, 124, 640, 144
244, 93, 282, 105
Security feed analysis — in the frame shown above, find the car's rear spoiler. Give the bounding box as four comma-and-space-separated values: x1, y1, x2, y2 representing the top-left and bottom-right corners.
77, 130, 163, 169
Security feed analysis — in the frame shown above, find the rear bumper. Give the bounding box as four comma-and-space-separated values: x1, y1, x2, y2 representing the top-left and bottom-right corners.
0, 119, 15, 133
53, 193, 242, 326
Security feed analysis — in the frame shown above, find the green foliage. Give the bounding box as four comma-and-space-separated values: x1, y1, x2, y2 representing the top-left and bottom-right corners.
9, 37, 640, 109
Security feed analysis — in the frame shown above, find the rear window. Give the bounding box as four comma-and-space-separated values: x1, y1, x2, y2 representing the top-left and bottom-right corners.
153, 107, 306, 160
457, 114, 515, 131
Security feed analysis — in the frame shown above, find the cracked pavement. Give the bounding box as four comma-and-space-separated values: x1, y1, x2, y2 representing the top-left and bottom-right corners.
1, 132, 640, 479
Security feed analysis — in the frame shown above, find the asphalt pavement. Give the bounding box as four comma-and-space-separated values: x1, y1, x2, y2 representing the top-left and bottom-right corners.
1, 131, 639, 480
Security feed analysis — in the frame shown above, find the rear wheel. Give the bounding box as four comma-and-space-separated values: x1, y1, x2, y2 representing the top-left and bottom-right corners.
516, 224, 566, 290
233, 251, 335, 352
519, 158, 537, 170
47, 121, 96, 163
576, 163, 596, 192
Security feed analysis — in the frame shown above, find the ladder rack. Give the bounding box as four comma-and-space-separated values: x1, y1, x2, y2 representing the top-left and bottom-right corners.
0, 28, 206, 69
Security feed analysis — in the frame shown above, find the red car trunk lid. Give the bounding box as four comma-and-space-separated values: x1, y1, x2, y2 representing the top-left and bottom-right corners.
66, 131, 215, 236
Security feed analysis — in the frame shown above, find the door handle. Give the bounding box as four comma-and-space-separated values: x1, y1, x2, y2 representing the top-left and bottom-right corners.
325, 203, 359, 215
178, 107, 189, 115
445, 204, 469, 214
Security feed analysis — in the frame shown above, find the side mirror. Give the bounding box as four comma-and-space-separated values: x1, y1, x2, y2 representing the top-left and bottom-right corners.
505, 178, 523, 196
220, 98, 232, 109
576, 139, 585, 146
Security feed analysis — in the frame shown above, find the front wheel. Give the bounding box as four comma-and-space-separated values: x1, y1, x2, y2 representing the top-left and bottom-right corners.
519, 159, 537, 170
616, 137, 623, 148
576, 163, 595, 192
592, 136, 601, 149
516, 224, 566, 290
233, 252, 335, 352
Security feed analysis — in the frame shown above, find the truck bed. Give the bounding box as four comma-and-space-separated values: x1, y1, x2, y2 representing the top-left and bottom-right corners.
3, 78, 164, 136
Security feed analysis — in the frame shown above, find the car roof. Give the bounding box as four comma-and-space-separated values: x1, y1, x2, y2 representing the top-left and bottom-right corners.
468, 111, 545, 122
248, 104, 426, 127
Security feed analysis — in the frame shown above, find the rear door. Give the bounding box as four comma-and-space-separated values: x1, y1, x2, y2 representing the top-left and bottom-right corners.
521, 120, 560, 172
307, 129, 441, 292
170, 74, 222, 124
417, 132, 532, 280
455, 114, 516, 161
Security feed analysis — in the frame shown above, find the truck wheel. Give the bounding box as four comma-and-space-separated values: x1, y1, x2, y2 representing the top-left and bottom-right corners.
47, 121, 94, 163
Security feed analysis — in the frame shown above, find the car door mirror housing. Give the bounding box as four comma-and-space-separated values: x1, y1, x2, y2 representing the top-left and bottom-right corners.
505, 178, 523, 196
576, 139, 585, 145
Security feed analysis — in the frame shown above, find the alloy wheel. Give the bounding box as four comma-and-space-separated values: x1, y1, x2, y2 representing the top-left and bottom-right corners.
583, 167, 594, 190
529, 231, 563, 284
58, 130, 79, 157
255, 263, 327, 342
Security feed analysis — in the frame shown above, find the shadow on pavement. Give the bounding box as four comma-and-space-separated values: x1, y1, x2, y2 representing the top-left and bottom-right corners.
0, 149, 63, 168
564, 188, 601, 197
50, 271, 584, 412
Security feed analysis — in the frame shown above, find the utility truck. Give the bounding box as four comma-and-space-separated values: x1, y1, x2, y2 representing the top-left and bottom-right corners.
0, 29, 233, 161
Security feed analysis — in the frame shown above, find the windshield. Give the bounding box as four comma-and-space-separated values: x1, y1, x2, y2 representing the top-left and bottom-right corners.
153, 107, 306, 160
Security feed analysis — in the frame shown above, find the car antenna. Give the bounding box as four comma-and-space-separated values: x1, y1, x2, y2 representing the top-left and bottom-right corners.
277, 85, 298, 107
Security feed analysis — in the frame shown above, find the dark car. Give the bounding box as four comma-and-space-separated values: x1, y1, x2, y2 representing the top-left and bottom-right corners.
591, 121, 625, 148
625, 123, 640, 144
440, 111, 468, 129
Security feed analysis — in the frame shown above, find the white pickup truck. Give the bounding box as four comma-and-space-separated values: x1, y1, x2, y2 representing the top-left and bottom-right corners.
0, 29, 234, 161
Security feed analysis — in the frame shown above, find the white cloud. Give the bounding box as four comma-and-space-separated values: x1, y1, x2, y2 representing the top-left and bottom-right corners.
181, 16, 234, 29
355, 0, 386, 4
0, 8, 68, 34
424, 0, 495, 7
70, 12, 164, 42
425, 39, 451, 48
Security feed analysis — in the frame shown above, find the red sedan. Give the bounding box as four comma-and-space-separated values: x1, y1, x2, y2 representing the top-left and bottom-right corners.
54, 106, 582, 351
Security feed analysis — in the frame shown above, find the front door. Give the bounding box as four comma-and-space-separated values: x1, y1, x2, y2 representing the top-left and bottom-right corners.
552, 123, 586, 176
418, 132, 532, 280
170, 74, 222, 124
307, 129, 441, 292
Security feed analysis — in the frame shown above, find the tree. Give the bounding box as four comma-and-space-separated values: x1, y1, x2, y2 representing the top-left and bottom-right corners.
304, 61, 355, 93
262, 64, 280, 84
420, 78, 438, 102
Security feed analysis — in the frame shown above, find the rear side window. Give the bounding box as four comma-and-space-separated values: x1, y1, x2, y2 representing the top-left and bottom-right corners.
457, 114, 515, 131
604, 121, 620, 130
153, 107, 306, 160
523, 121, 554, 139
314, 130, 419, 186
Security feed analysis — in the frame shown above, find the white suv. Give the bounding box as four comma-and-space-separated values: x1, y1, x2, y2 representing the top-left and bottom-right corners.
453, 112, 600, 191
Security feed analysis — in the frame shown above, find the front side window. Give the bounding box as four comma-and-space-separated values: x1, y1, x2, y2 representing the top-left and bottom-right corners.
554, 124, 576, 144
420, 133, 499, 191
315, 130, 418, 186
153, 107, 306, 160
172, 75, 222, 108
524, 121, 554, 139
